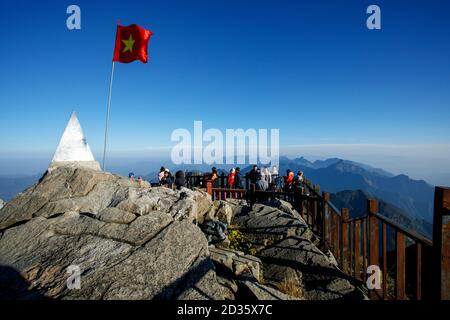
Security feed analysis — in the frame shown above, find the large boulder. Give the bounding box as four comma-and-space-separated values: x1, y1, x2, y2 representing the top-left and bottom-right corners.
0, 166, 224, 300
209, 246, 262, 280
229, 201, 367, 300
237, 277, 303, 300
232, 202, 314, 246
258, 236, 366, 300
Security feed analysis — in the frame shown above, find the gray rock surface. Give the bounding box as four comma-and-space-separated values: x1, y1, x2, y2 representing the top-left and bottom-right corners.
232, 202, 314, 246
230, 200, 367, 300
209, 246, 262, 280
237, 277, 302, 300
258, 237, 365, 300
0, 166, 224, 300
0, 199, 4, 210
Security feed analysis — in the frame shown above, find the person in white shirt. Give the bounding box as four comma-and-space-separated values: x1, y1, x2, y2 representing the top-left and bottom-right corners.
263, 167, 272, 184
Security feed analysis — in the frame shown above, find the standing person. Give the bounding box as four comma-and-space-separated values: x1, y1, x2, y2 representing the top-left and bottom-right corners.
295, 171, 304, 184
248, 165, 259, 184
158, 167, 165, 183
234, 167, 243, 189
174, 170, 186, 190
255, 169, 265, 191
263, 166, 272, 184
211, 167, 220, 188
129, 172, 135, 181
255, 169, 269, 191
271, 165, 279, 190
271, 165, 278, 176
227, 168, 236, 188
284, 169, 294, 191
203, 166, 220, 188
295, 171, 305, 193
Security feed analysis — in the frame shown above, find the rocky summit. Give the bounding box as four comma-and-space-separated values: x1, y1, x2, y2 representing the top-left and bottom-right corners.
0, 166, 367, 300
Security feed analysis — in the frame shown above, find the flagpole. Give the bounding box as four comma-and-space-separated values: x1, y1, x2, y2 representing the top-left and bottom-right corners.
102, 61, 115, 171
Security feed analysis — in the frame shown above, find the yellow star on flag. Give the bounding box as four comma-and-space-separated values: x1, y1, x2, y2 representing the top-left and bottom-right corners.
122, 35, 135, 53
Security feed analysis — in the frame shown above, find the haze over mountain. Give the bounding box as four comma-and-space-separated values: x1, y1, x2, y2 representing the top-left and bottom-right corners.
0, 174, 43, 201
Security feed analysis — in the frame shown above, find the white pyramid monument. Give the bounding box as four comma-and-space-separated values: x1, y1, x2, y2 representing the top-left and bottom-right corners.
50, 111, 101, 171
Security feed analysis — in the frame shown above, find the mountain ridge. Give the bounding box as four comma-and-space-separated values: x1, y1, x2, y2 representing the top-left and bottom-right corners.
275, 157, 434, 222
330, 189, 432, 240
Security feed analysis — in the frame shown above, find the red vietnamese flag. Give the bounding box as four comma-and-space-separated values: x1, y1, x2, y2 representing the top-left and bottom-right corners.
113, 24, 153, 64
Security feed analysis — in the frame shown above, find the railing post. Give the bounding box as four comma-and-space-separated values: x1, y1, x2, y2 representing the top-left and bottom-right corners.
341, 208, 350, 274
362, 218, 368, 282
415, 242, 422, 300
312, 186, 320, 228
396, 231, 406, 299
432, 186, 450, 300
323, 192, 330, 245
382, 223, 387, 299
294, 187, 304, 219
250, 183, 256, 207
333, 214, 339, 258
299, 188, 304, 218
355, 220, 361, 280
368, 199, 380, 299
206, 181, 212, 196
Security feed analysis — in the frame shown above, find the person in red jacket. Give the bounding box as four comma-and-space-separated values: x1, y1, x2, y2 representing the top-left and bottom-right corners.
284, 170, 295, 191
227, 168, 236, 188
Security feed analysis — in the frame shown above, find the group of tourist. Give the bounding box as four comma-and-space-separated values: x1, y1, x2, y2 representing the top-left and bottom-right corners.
202, 166, 243, 189
129, 164, 305, 193
282, 169, 304, 192
247, 165, 271, 191
197, 165, 306, 193
224, 167, 243, 189
244, 165, 304, 192
128, 172, 158, 188
158, 166, 186, 190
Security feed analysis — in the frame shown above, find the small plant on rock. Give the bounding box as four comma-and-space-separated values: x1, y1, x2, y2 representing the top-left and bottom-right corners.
228, 228, 254, 254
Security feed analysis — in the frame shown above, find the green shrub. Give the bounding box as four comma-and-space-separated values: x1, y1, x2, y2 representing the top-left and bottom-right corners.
228, 228, 253, 254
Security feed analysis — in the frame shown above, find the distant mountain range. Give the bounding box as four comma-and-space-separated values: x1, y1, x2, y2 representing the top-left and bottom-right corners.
142, 156, 434, 224
330, 190, 432, 240
274, 157, 434, 223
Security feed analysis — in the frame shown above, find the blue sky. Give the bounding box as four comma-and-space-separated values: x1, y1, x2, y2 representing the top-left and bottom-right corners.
0, 0, 449, 183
